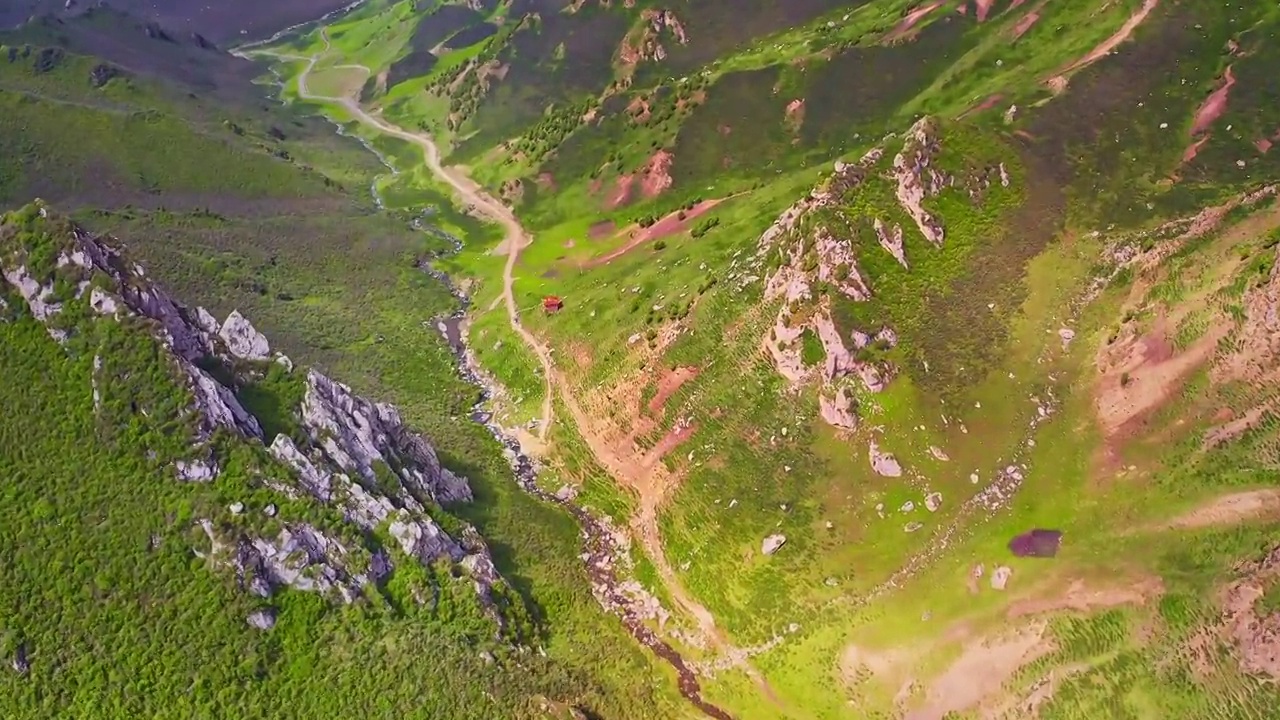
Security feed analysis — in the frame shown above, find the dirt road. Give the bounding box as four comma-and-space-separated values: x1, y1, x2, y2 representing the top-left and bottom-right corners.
272, 33, 556, 446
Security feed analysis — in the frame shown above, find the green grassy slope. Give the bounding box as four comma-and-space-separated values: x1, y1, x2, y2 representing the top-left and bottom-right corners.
0, 13, 690, 720
259, 0, 1280, 718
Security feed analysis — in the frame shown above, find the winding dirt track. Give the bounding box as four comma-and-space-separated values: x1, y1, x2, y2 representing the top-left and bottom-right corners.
284, 33, 556, 445
245, 34, 783, 713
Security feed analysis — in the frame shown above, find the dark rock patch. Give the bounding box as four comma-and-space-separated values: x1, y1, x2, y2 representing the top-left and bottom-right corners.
32, 47, 63, 73
89, 62, 125, 87
1008, 529, 1063, 558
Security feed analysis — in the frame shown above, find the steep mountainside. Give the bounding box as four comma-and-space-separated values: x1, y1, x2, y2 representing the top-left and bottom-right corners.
5, 0, 1280, 718
254, 0, 1280, 718
0, 6, 693, 719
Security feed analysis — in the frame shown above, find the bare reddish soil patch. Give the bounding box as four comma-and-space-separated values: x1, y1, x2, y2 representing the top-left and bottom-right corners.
1203, 402, 1273, 450
639, 150, 675, 199
785, 98, 806, 130
588, 220, 617, 240
585, 199, 724, 267
1049, 0, 1159, 86
1181, 136, 1210, 164
1007, 577, 1164, 618
588, 177, 604, 195
607, 174, 636, 209
1218, 546, 1280, 680
628, 95, 652, 124
974, 0, 997, 22
885, 1, 945, 43
642, 420, 700, 469
535, 172, 557, 191
717, 123, 732, 136
1165, 490, 1280, 530
1012, 11, 1041, 40
957, 93, 1004, 120
1258, 138, 1274, 154
647, 366, 699, 415
1094, 315, 1228, 454
1191, 65, 1236, 136
906, 624, 1053, 720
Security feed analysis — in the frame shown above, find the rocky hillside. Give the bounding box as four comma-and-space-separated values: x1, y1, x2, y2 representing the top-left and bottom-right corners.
0, 200, 503, 611
0, 202, 559, 715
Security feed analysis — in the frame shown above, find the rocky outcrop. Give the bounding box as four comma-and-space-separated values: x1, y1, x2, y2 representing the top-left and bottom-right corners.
748, 117, 991, 431
869, 441, 903, 477
754, 148, 902, 430
874, 218, 908, 268
299, 370, 473, 505
892, 117, 947, 246
219, 310, 271, 361
819, 387, 858, 430
761, 534, 787, 555
1, 205, 504, 611
618, 8, 688, 69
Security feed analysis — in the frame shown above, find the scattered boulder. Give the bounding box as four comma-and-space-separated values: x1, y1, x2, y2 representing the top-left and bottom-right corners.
991, 565, 1012, 590
229, 502, 245, 515
819, 386, 858, 430
32, 47, 64, 73
246, 608, 276, 631
89, 63, 124, 88
904, 521, 923, 533
1058, 327, 1076, 349
762, 534, 787, 555
143, 22, 173, 42
869, 441, 903, 477
10, 644, 29, 675
190, 32, 217, 50
219, 310, 271, 361
263, 503, 278, 518
924, 492, 942, 512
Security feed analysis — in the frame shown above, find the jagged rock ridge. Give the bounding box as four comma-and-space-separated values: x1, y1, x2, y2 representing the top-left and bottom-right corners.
0, 202, 503, 608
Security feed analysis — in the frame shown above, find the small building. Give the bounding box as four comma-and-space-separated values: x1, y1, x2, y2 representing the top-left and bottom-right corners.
542, 296, 564, 314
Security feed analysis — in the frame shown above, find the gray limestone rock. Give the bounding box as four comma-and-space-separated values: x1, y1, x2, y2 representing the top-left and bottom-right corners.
246, 608, 276, 631
175, 458, 218, 482
924, 492, 942, 512
219, 310, 271, 361
300, 370, 472, 505
869, 441, 903, 477
761, 534, 787, 555
991, 566, 1012, 590
819, 386, 858, 431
